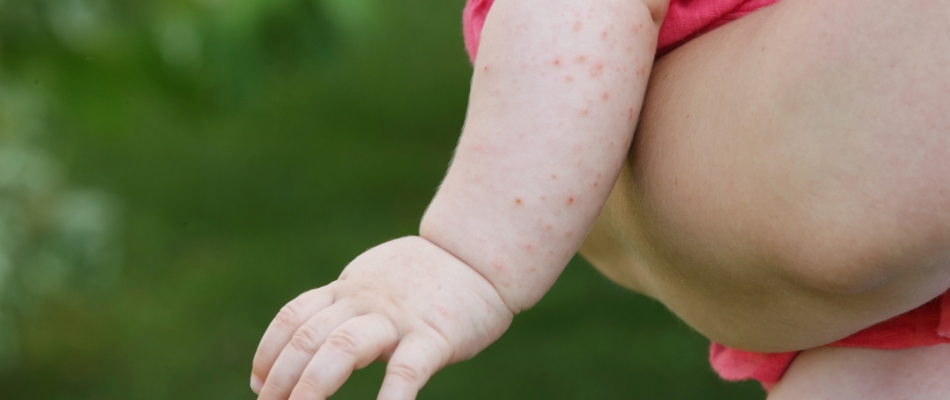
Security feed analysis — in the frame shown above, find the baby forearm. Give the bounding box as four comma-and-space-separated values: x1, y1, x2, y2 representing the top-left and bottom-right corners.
421, 0, 665, 312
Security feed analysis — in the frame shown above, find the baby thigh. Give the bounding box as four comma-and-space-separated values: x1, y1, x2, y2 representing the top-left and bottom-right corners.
768, 345, 950, 399
582, 0, 950, 351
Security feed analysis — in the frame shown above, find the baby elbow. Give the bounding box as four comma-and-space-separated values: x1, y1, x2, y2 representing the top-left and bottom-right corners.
637, 0, 670, 27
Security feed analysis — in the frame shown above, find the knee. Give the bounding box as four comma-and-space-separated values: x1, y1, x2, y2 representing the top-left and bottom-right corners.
638, 145, 950, 296
769, 175, 950, 294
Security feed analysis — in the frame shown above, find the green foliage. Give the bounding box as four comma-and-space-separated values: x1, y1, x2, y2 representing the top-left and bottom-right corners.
0, 0, 764, 398
0, 56, 120, 371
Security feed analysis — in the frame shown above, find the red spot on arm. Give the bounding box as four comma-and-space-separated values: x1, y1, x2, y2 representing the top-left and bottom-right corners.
515, 198, 523, 205
492, 260, 506, 273
581, 109, 589, 116
573, 21, 583, 32
551, 174, 557, 179
553, 59, 561, 66
628, 107, 635, 121
436, 305, 450, 318
590, 63, 604, 77
546, 224, 553, 230
565, 75, 575, 83
592, 182, 599, 188
601, 92, 610, 100
567, 197, 575, 205
576, 55, 586, 63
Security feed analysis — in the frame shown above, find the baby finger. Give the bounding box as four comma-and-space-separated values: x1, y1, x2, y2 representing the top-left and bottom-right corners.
257, 304, 358, 400
288, 313, 399, 400
376, 333, 448, 400
253, 286, 336, 387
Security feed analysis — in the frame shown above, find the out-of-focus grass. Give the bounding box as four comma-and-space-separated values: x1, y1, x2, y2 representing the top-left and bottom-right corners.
0, 0, 765, 398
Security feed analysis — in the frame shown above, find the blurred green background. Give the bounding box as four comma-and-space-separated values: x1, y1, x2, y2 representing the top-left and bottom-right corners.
0, 0, 765, 398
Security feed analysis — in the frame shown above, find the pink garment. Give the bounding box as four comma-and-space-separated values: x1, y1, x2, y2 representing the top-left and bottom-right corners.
657, 0, 780, 56
461, 0, 781, 62
711, 290, 950, 390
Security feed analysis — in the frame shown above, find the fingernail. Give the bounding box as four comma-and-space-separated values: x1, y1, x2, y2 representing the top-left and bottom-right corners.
250, 374, 263, 394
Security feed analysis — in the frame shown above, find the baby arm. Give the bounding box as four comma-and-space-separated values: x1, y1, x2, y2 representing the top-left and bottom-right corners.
421, 0, 665, 313
251, 0, 668, 399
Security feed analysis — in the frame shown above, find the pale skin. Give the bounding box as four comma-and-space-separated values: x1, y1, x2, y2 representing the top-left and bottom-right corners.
252, 0, 950, 398
583, 0, 950, 397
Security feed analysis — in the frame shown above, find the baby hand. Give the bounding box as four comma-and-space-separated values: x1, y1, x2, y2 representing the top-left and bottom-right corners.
251, 236, 514, 400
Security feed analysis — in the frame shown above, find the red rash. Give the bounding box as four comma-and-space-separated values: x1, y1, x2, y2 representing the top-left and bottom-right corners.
590, 63, 604, 77
492, 260, 505, 273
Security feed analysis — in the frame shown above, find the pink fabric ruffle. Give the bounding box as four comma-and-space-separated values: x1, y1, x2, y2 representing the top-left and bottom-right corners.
711, 290, 950, 390
461, 0, 781, 62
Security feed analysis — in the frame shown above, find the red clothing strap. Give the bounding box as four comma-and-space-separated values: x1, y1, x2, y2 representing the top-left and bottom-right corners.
657, 0, 780, 56
711, 291, 950, 389
461, 0, 780, 62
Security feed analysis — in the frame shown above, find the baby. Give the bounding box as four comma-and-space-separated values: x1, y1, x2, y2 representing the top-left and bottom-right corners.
250, 0, 950, 398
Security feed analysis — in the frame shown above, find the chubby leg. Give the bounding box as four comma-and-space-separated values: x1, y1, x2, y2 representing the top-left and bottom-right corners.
581, 0, 950, 352
767, 345, 950, 399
